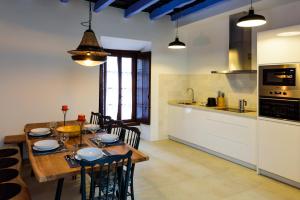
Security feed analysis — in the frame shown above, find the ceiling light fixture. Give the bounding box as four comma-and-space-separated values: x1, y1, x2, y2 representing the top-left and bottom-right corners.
236, 0, 267, 28
68, 0, 109, 67
168, 20, 186, 49
277, 32, 300, 37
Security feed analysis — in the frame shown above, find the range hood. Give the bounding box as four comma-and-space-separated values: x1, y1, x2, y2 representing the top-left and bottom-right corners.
211, 12, 257, 74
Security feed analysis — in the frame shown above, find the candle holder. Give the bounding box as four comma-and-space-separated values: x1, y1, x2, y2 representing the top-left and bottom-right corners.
78, 114, 87, 148
61, 105, 69, 126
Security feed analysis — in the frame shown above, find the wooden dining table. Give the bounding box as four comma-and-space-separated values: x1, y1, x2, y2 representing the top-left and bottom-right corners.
24, 121, 149, 200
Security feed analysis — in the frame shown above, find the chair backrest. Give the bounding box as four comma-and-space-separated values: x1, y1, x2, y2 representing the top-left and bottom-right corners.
80, 151, 132, 200
90, 112, 102, 125
108, 120, 124, 136
120, 126, 141, 150
90, 112, 112, 131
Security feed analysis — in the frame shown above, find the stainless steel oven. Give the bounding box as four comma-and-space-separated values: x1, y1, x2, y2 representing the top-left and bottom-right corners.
259, 64, 300, 122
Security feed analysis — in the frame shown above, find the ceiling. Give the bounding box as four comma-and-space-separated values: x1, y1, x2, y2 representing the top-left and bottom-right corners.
62, 0, 224, 21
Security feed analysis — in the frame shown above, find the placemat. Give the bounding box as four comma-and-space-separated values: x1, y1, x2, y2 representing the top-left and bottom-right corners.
89, 138, 125, 148
65, 149, 113, 168
32, 143, 68, 156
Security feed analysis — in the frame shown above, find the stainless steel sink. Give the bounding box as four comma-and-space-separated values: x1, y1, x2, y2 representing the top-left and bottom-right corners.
214, 107, 254, 113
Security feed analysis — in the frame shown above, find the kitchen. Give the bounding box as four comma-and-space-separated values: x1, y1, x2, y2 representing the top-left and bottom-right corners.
0, 0, 300, 199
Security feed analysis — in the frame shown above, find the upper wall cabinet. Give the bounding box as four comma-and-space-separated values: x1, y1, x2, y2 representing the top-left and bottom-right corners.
257, 24, 300, 65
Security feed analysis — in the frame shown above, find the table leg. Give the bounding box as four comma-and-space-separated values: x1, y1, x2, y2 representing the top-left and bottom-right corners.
55, 178, 64, 200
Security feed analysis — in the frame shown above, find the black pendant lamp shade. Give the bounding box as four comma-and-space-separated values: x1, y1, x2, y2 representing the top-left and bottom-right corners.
168, 20, 186, 49
237, 0, 267, 28
68, 1, 109, 67
168, 37, 186, 49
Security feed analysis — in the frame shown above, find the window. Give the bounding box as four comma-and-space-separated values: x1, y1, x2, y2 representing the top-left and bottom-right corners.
99, 50, 151, 124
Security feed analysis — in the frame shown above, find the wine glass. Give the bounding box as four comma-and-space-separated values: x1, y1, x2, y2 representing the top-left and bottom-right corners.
61, 133, 69, 145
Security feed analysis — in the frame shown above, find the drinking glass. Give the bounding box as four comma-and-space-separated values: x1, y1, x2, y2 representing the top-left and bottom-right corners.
61, 133, 69, 145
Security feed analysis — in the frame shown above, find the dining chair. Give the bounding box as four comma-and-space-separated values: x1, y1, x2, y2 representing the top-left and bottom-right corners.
90, 112, 112, 131
119, 126, 141, 200
108, 120, 124, 136
80, 151, 133, 200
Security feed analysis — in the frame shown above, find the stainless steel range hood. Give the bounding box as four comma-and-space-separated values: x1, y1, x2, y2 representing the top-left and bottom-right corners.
211, 12, 257, 74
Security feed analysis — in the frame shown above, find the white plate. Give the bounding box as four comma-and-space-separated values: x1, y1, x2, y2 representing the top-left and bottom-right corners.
99, 134, 119, 143
34, 140, 59, 150
33, 143, 59, 151
29, 131, 51, 136
84, 124, 100, 131
31, 128, 50, 134
77, 147, 103, 161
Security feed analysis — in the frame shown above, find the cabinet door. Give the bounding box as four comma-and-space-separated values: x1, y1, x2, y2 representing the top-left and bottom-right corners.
258, 119, 300, 182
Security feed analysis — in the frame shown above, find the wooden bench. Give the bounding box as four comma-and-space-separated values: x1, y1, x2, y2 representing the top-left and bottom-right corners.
4, 134, 26, 158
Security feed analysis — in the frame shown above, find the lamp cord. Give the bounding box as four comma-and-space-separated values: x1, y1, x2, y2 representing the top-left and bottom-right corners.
176, 20, 179, 38
81, 0, 92, 30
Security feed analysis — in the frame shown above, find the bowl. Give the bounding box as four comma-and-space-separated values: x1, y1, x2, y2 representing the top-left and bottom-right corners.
77, 147, 103, 161
56, 125, 81, 137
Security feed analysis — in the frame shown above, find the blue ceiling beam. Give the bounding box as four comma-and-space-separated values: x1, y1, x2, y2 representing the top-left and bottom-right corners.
125, 0, 160, 18
171, 0, 227, 21
94, 0, 116, 12
150, 0, 196, 20
60, 0, 69, 3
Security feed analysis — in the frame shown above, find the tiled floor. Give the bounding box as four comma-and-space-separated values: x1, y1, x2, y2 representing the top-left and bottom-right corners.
23, 140, 300, 200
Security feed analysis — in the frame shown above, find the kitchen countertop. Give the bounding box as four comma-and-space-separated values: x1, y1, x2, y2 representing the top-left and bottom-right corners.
168, 101, 257, 119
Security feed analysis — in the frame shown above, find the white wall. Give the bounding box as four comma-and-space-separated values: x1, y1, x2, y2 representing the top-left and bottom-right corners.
180, 0, 300, 74
0, 0, 187, 143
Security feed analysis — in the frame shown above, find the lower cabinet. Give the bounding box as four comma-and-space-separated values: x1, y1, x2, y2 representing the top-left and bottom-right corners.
167, 105, 257, 166
258, 118, 300, 183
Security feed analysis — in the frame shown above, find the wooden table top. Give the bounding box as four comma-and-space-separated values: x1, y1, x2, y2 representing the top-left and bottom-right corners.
24, 122, 149, 183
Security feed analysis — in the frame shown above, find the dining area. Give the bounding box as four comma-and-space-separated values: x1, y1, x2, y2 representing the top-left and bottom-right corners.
21, 109, 149, 200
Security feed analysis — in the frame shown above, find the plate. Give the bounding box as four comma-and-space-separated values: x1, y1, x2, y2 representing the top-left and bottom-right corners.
33, 143, 59, 151
29, 131, 51, 136
31, 128, 50, 134
34, 140, 59, 150
77, 147, 103, 161
84, 124, 100, 131
99, 134, 119, 143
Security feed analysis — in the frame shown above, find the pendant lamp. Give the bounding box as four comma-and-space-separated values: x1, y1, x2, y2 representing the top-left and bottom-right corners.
68, 0, 109, 67
168, 20, 186, 49
236, 0, 267, 28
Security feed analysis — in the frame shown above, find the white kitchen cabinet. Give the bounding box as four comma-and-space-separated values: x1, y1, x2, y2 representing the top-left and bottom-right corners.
258, 118, 300, 183
167, 105, 257, 166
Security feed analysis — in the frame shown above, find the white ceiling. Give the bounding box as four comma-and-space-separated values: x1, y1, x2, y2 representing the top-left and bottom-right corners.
100, 36, 152, 51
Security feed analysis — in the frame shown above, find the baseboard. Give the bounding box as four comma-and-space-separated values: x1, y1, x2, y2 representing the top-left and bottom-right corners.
168, 135, 256, 170
258, 169, 300, 189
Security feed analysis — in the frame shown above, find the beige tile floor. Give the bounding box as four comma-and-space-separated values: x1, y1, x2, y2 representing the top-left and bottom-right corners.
23, 140, 300, 200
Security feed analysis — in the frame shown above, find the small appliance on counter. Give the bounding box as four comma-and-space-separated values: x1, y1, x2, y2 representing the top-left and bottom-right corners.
206, 97, 217, 107
239, 99, 247, 112
217, 91, 226, 108
259, 64, 300, 122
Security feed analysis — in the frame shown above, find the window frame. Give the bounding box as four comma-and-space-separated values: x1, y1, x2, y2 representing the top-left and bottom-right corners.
100, 49, 139, 123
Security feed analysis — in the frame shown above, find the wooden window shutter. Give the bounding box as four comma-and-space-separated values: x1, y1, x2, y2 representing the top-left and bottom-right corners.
136, 52, 151, 124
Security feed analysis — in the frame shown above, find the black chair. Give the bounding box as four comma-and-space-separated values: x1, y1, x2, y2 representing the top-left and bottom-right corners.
90, 112, 112, 131
108, 120, 124, 136
80, 151, 133, 200
119, 126, 141, 200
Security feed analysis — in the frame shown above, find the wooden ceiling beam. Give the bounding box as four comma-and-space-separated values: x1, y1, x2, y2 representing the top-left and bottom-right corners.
94, 0, 116, 12
124, 0, 159, 18
171, 0, 226, 21
150, 0, 196, 20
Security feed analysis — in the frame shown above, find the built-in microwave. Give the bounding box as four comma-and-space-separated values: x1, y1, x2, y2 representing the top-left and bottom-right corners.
259, 64, 300, 99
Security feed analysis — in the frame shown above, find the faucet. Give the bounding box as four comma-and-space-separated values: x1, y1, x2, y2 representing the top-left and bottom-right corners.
186, 88, 196, 103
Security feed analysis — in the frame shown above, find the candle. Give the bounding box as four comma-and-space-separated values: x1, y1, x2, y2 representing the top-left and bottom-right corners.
62, 105, 69, 111
77, 114, 86, 122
